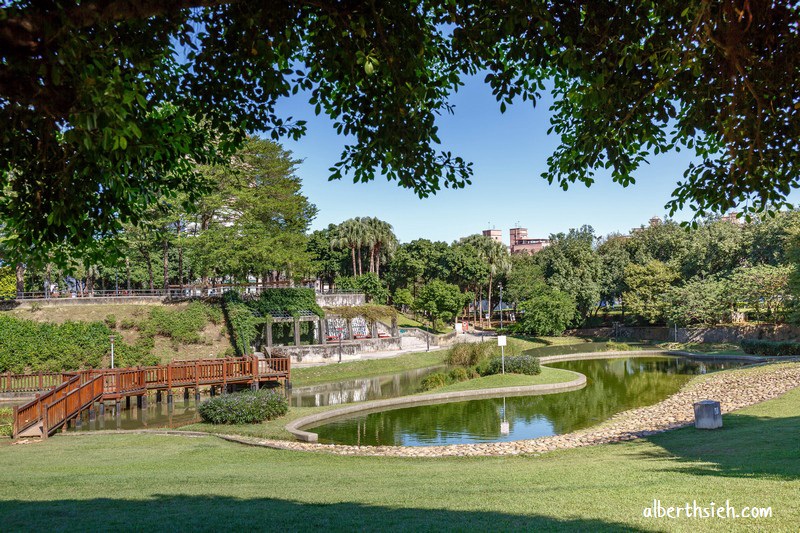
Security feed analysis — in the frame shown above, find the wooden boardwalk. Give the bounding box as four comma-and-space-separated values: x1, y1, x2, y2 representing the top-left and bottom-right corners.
6, 355, 290, 439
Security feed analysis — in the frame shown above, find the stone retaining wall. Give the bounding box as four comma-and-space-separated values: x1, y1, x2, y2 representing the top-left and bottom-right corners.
276, 337, 402, 364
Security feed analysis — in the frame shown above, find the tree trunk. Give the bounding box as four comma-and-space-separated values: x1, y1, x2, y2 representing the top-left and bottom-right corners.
162, 238, 169, 294
487, 273, 493, 329
125, 257, 131, 291
375, 244, 381, 277
368, 245, 375, 274
351, 247, 357, 277
15, 263, 25, 298
357, 247, 363, 276
177, 220, 184, 293
87, 268, 94, 296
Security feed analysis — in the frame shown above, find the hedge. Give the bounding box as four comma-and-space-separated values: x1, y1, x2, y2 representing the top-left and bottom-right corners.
0, 266, 15, 300
198, 389, 289, 424
740, 339, 800, 357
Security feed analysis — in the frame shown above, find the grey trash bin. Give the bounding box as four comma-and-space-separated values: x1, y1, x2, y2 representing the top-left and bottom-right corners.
693, 400, 722, 429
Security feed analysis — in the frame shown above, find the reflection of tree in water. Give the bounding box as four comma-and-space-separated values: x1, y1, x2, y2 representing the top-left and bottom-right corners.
314, 357, 743, 446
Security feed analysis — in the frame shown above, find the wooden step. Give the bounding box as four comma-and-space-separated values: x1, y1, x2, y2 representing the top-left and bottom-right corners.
17, 422, 43, 438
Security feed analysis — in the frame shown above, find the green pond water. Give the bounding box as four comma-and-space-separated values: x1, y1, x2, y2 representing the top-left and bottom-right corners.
307, 356, 746, 446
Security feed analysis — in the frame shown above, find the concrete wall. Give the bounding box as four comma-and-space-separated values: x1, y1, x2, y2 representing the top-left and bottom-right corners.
274, 337, 402, 364
315, 293, 366, 307
398, 327, 458, 347
568, 324, 800, 344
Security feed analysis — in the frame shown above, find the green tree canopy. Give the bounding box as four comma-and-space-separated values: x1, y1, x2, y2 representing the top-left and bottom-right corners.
4, 1, 798, 259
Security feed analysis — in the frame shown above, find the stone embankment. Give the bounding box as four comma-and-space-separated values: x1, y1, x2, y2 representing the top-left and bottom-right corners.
222, 362, 800, 457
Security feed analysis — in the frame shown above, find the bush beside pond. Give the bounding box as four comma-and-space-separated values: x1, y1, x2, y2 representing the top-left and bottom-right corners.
198, 390, 289, 424
741, 339, 800, 357
479, 355, 541, 377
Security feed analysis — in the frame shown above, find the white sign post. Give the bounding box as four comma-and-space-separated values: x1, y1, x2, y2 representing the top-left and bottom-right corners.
497, 335, 507, 374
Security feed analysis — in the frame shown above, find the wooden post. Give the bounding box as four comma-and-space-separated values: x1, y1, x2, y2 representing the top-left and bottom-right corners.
137, 395, 143, 408
293, 317, 301, 347
12, 405, 18, 439
38, 370, 43, 390
125, 396, 131, 409
42, 404, 49, 439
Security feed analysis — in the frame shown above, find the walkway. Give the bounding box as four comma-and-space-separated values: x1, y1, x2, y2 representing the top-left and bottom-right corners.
6, 355, 290, 439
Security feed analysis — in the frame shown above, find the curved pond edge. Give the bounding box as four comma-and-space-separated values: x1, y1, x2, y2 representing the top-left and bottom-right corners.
285, 349, 739, 443
50, 361, 800, 459
286, 371, 587, 443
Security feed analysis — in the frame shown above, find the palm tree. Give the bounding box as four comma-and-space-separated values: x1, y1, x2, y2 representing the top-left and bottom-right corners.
363, 217, 398, 276
331, 218, 368, 276
462, 234, 510, 327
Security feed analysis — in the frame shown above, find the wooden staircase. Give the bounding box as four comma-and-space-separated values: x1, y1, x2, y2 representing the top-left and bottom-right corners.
10, 355, 290, 439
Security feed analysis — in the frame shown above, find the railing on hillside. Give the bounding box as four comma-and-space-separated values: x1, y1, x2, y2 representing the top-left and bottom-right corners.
9, 281, 322, 301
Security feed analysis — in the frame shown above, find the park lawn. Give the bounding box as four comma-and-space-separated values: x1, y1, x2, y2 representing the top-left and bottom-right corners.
291, 350, 447, 387
432, 368, 578, 394
2, 387, 799, 531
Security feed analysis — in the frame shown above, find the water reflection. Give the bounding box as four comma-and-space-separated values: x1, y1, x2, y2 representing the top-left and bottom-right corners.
309, 356, 747, 447
291, 366, 443, 407
66, 395, 201, 432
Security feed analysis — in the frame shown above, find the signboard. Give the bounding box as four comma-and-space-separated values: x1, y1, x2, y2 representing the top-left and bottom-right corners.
455, 322, 463, 334
500, 421, 510, 435
497, 335, 507, 347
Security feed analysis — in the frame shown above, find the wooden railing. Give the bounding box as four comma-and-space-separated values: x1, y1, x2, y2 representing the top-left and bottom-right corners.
42, 375, 104, 437
0, 371, 66, 393
13, 373, 81, 436
10, 355, 290, 438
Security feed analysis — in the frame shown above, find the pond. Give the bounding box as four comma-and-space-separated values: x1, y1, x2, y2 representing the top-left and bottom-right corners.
290, 366, 444, 407
306, 356, 747, 447
65, 397, 202, 432
289, 341, 649, 407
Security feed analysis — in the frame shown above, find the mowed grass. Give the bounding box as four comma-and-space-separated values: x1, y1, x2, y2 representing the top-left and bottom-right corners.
432, 367, 579, 394
292, 350, 447, 387
2, 386, 799, 531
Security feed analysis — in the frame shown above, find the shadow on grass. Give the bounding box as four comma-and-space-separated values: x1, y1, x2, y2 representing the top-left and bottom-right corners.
637, 413, 800, 481
0, 495, 646, 532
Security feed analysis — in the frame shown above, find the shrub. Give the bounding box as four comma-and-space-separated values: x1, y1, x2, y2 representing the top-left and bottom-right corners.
119, 318, 136, 330
104, 314, 117, 329
480, 355, 541, 376
0, 407, 12, 437
418, 372, 448, 392
605, 341, 637, 351
198, 389, 289, 425
0, 266, 15, 300
741, 339, 800, 357
448, 367, 469, 383
445, 342, 493, 367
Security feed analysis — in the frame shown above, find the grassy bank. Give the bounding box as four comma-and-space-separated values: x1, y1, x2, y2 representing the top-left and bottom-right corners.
2, 385, 799, 531
431, 367, 579, 394
292, 350, 448, 387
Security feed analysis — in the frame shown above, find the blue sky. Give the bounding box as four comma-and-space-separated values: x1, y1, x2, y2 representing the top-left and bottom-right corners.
274, 75, 774, 246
